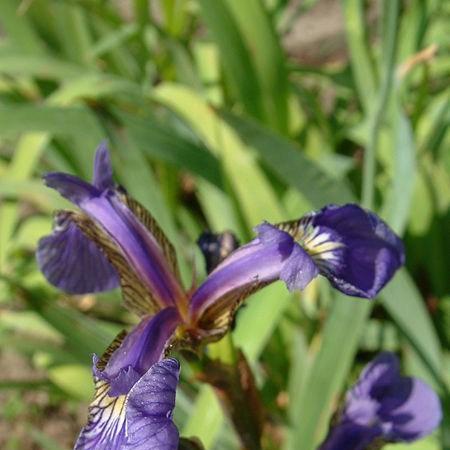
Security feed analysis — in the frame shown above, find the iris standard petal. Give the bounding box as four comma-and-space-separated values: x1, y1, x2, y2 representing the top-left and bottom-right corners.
93, 142, 115, 191
277, 204, 404, 298
197, 231, 240, 274
75, 359, 180, 450
124, 358, 180, 450
101, 307, 180, 396
36, 211, 119, 293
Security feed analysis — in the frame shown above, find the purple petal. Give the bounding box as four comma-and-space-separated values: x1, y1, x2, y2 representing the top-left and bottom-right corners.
190, 223, 318, 326
382, 378, 442, 441
318, 421, 381, 450
197, 230, 240, 274
75, 359, 180, 450
93, 142, 114, 191
101, 307, 180, 396
293, 204, 404, 298
279, 243, 319, 291
44, 172, 100, 206
124, 358, 180, 450
36, 211, 119, 294
341, 352, 442, 444
190, 224, 296, 322
80, 192, 184, 306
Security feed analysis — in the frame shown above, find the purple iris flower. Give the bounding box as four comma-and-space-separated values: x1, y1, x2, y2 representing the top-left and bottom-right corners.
319, 353, 442, 450
36, 144, 405, 449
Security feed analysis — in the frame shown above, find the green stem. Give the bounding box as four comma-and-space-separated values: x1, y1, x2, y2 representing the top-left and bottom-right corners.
362, 0, 399, 209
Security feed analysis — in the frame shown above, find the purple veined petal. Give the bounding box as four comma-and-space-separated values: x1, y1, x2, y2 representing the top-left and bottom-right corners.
189, 223, 318, 325
74, 376, 128, 450
279, 204, 405, 299
124, 358, 180, 450
101, 307, 180, 396
36, 211, 119, 294
79, 191, 185, 306
75, 358, 180, 450
93, 142, 115, 191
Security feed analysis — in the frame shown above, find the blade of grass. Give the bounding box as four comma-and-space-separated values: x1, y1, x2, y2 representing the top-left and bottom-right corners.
196, 0, 265, 121
342, 0, 378, 112
224, 0, 289, 132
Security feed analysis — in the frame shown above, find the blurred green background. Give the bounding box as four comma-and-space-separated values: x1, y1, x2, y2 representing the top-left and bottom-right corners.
0, 0, 449, 449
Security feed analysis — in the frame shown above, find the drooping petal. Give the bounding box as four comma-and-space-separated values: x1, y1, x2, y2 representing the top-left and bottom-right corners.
189, 223, 317, 333
124, 358, 180, 450
75, 359, 180, 450
277, 204, 404, 298
93, 142, 115, 191
36, 211, 119, 294
101, 307, 180, 396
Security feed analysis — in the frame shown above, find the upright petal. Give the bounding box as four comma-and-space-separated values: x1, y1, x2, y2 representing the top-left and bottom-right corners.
197, 231, 240, 274
124, 358, 180, 450
36, 211, 119, 293
93, 142, 115, 191
277, 204, 404, 298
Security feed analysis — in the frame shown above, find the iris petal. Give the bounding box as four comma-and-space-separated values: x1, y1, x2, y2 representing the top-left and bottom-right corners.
278, 204, 405, 298
75, 359, 180, 450
36, 211, 119, 294
124, 358, 180, 450
320, 352, 442, 449
93, 142, 115, 191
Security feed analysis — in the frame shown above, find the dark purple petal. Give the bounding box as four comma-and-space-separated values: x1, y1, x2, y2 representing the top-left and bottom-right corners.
332, 352, 442, 446
318, 421, 381, 450
294, 204, 404, 298
197, 230, 240, 274
36, 211, 119, 294
101, 307, 180, 396
44, 172, 100, 206
190, 223, 317, 323
124, 358, 180, 450
93, 142, 115, 191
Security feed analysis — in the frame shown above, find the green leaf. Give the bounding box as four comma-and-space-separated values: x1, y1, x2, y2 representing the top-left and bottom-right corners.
224, 0, 289, 132
196, 0, 265, 121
